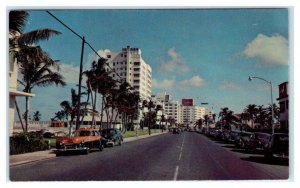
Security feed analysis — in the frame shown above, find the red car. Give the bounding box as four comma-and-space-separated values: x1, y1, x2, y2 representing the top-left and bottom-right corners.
56, 128, 104, 156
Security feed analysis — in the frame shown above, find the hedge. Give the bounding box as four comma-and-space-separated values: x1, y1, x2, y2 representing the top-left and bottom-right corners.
10, 132, 49, 155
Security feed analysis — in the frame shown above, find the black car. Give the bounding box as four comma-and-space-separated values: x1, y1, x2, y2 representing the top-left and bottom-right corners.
247, 132, 271, 152
172, 127, 180, 134
264, 133, 289, 160
101, 128, 123, 147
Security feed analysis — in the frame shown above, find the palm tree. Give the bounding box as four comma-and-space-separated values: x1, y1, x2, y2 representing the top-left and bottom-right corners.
219, 107, 239, 130
84, 58, 117, 130
18, 56, 66, 132
155, 104, 163, 131
219, 107, 229, 129
60, 100, 73, 137
204, 115, 209, 129
244, 104, 258, 129
196, 118, 204, 130
9, 11, 61, 54
9, 10, 63, 132
53, 110, 65, 121
223, 110, 239, 130
32, 111, 41, 121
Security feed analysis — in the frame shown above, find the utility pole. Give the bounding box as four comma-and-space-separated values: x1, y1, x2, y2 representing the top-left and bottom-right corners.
76, 36, 85, 130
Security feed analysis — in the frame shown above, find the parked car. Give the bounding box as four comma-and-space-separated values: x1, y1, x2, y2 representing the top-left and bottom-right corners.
55, 128, 104, 156
247, 132, 271, 152
101, 128, 123, 147
264, 133, 289, 160
172, 127, 180, 134
235, 131, 254, 148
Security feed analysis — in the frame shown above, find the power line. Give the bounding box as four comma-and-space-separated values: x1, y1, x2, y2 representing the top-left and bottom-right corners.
46, 11, 83, 40
46, 10, 122, 80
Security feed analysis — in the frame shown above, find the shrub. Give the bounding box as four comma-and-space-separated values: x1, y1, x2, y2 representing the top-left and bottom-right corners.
10, 132, 49, 155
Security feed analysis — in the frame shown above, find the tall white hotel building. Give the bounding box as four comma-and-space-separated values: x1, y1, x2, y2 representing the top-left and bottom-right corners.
104, 46, 152, 101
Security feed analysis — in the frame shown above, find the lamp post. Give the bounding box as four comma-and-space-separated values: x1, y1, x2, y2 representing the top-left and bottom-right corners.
248, 76, 274, 135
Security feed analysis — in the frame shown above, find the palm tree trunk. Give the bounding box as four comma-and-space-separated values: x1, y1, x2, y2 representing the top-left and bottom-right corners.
91, 86, 97, 128
67, 117, 72, 138
99, 95, 104, 130
15, 100, 25, 133
25, 96, 29, 132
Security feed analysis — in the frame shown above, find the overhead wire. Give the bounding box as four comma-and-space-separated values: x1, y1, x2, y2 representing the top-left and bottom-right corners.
46, 10, 123, 81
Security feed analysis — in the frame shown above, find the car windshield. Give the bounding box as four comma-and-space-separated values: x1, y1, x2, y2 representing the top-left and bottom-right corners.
101, 129, 115, 136
74, 131, 91, 136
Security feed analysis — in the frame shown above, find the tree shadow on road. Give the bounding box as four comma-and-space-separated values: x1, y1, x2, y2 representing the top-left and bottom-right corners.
241, 156, 289, 166
231, 148, 263, 155
221, 145, 236, 149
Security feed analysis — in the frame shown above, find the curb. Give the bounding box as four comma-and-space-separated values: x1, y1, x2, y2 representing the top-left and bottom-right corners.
9, 132, 168, 167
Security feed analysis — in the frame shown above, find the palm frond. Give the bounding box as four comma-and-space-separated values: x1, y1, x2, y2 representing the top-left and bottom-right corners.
16, 29, 61, 45
9, 10, 28, 34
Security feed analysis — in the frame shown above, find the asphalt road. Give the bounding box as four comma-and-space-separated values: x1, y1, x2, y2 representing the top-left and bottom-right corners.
10, 131, 289, 181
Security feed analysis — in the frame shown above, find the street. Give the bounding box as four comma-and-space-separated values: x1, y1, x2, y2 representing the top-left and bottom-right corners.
10, 132, 288, 181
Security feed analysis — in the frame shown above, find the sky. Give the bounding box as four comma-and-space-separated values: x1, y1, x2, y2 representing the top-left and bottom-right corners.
14, 8, 289, 121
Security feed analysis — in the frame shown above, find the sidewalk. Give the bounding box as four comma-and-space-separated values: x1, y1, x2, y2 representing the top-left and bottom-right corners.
9, 131, 167, 167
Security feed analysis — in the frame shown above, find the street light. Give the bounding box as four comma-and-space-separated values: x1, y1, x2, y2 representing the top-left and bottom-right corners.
248, 76, 274, 135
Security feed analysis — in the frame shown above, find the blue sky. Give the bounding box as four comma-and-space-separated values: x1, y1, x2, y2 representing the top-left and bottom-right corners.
16, 9, 289, 120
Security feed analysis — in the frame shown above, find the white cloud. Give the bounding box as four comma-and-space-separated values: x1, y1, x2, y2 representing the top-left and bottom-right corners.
219, 81, 241, 90
86, 49, 111, 69
159, 48, 190, 73
243, 33, 288, 66
178, 76, 206, 89
152, 78, 175, 90
58, 63, 82, 84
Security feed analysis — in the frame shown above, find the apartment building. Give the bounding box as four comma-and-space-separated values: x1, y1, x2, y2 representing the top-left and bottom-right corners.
104, 46, 152, 101
277, 82, 289, 129
155, 93, 180, 124
179, 99, 206, 126
9, 33, 35, 135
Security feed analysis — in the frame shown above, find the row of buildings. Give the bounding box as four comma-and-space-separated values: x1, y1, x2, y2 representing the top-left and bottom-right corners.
10, 45, 289, 133
103, 46, 209, 127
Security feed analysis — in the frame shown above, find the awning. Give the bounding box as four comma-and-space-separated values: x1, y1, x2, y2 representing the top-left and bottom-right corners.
9, 89, 35, 97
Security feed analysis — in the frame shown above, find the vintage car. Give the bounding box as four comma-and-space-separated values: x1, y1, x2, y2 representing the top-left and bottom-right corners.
100, 128, 123, 147
172, 127, 180, 134
234, 131, 254, 148
246, 132, 271, 152
264, 133, 289, 160
55, 128, 104, 156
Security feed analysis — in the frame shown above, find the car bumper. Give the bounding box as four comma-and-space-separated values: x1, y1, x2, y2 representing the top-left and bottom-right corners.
55, 145, 89, 152
105, 140, 115, 146
272, 153, 289, 160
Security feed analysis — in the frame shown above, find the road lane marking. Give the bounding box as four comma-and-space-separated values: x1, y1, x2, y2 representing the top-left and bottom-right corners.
178, 133, 185, 161
179, 151, 182, 160
173, 165, 179, 180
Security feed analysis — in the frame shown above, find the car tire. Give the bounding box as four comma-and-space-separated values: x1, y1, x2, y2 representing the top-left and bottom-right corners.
99, 142, 104, 151
84, 148, 90, 155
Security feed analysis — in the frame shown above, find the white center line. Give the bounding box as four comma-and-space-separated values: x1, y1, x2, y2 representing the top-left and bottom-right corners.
173, 165, 179, 180
178, 151, 182, 160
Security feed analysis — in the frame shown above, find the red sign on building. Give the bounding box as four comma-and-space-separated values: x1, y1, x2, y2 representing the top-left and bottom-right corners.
182, 99, 194, 106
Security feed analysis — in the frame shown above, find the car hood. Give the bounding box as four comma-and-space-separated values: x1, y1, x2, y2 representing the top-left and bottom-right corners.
57, 136, 90, 145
